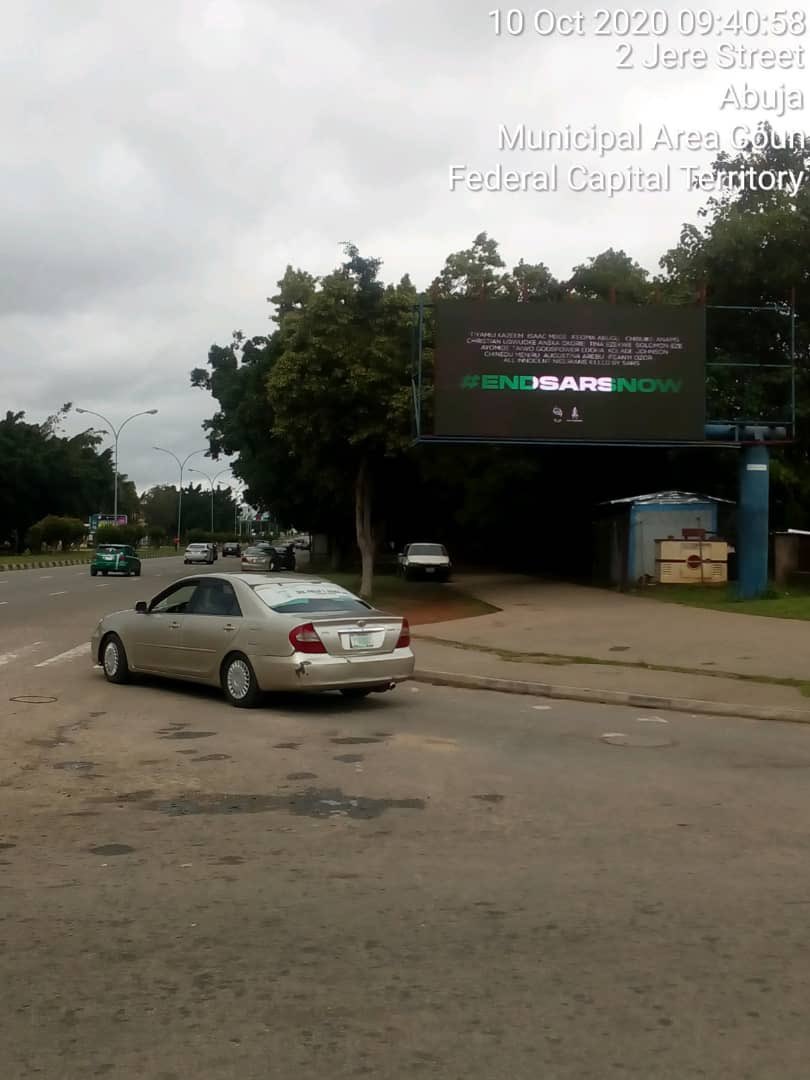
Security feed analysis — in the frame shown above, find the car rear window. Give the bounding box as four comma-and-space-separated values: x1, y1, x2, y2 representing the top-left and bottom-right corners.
408, 544, 446, 555
252, 582, 371, 614
97, 546, 123, 553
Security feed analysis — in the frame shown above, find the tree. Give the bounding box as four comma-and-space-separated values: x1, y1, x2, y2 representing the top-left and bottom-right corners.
267, 245, 416, 596
0, 405, 123, 552
567, 248, 652, 303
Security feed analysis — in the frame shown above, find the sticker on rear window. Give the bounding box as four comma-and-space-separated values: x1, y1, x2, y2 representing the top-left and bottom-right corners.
254, 582, 355, 606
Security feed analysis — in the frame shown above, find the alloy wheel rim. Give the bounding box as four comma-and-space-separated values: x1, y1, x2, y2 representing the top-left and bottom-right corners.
227, 660, 250, 699
103, 641, 119, 676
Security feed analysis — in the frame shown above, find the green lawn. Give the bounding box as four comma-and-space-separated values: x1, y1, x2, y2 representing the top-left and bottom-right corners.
635, 582, 810, 621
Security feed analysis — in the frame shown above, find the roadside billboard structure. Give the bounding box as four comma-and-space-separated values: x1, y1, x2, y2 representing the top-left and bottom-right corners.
433, 301, 706, 444
410, 295, 798, 599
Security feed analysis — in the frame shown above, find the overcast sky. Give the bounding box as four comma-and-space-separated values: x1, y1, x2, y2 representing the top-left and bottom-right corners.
3, 0, 804, 494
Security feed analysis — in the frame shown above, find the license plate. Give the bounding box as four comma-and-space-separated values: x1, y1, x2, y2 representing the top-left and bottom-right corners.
349, 633, 375, 649
425, 566, 435, 573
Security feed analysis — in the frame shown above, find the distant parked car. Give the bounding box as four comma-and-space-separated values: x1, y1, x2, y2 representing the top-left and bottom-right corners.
398, 543, 451, 581
184, 542, 215, 565
269, 543, 296, 571
222, 542, 241, 557
90, 544, 141, 578
241, 546, 272, 573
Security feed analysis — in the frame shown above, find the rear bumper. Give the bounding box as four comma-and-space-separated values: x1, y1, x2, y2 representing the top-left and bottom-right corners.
250, 648, 415, 692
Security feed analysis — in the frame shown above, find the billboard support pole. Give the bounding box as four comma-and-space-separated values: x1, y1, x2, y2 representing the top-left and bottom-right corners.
737, 443, 770, 600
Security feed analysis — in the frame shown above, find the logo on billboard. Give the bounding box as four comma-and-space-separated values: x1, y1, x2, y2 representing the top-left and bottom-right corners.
460, 374, 684, 394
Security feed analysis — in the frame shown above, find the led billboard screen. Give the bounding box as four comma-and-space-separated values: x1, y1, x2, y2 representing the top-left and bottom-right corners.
433, 301, 706, 442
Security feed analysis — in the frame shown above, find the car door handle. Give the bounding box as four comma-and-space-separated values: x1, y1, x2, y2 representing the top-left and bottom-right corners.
169, 621, 181, 630
223, 624, 237, 632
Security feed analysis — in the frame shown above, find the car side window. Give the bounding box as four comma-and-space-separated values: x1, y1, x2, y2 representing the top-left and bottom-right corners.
188, 581, 242, 617
150, 583, 199, 614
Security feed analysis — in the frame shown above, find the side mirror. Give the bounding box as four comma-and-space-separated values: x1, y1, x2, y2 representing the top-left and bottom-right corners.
135, 601, 148, 614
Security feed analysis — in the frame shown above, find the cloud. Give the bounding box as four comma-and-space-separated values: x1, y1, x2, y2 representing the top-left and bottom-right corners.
2, 0, 802, 490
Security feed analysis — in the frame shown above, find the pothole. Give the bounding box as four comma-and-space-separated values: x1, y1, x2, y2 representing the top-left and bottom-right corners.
98, 789, 425, 820
10, 695, 57, 704
88, 844, 135, 856
601, 732, 676, 748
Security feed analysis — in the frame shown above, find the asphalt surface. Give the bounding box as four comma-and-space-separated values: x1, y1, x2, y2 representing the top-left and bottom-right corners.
3, 560, 810, 1077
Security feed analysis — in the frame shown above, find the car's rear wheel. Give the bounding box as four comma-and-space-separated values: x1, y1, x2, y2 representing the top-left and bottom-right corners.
101, 633, 130, 684
340, 688, 373, 699
134, 566, 141, 577
102, 570, 108, 576
221, 653, 261, 708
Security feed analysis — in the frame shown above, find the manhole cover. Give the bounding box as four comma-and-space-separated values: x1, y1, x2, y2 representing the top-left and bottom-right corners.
10, 695, 57, 704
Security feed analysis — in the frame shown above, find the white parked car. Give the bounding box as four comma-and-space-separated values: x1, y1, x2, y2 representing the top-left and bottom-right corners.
184, 542, 215, 565
398, 543, 452, 581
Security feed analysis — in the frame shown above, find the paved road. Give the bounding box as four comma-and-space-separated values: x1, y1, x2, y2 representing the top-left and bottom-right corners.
3, 565, 810, 1077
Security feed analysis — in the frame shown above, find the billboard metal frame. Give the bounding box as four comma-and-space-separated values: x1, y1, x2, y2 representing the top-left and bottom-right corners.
410, 296, 797, 449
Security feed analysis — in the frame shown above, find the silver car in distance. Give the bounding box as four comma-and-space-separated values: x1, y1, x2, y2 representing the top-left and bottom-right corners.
91, 573, 415, 708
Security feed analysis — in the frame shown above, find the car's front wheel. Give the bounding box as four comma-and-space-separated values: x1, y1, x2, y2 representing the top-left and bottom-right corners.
90, 567, 97, 576
134, 565, 141, 577
221, 653, 261, 708
101, 633, 130, 684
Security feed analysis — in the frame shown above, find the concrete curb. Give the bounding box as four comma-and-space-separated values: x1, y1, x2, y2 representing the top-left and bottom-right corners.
0, 558, 91, 571
412, 668, 810, 725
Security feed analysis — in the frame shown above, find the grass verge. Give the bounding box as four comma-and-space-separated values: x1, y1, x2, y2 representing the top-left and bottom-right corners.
414, 634, 810, 699
630, 582, 810, 621
0, 547, 183, 567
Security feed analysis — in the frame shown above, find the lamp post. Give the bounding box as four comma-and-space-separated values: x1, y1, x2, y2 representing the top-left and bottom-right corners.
189, 467, 232, 532
76, 407, 158, 522
153, 447, 206, 548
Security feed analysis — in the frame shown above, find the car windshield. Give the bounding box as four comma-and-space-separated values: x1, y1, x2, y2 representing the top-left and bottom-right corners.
409, 544, 446, 555
252, 582, 371, 614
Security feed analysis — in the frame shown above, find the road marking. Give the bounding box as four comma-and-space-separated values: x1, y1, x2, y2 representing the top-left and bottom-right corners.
34, 643, 89, 668
0, 641, 43, 667
532, 704, 552, 710
39, 576, 52, 580
0, 601, 7, 606
95, 583, 108, 588
49, 591, 68, 597
637, 717, 669, 725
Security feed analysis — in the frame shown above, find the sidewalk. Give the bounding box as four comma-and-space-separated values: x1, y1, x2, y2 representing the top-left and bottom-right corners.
411, 576, 810, 723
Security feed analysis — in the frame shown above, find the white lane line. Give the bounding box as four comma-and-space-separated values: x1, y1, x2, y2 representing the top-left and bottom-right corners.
0, 601, 7, 606
0, 641, 44, 667
49, 591, 68, 597
95, 583, 108, 588
38, 576, 52, 580
34, 643, 90, 668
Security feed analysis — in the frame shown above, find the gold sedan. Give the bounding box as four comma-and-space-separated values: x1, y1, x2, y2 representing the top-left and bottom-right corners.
90, 573, 414, 707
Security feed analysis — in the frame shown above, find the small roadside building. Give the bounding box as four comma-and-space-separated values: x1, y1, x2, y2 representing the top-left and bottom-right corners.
593, 490, 734, 588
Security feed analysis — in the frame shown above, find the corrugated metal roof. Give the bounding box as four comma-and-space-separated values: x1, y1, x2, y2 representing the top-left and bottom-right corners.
600, 490, 734, 506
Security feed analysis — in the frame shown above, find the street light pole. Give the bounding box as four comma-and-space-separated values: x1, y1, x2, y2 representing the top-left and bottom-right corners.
76, 407, 158, 521
153, 447, 206, 547
189, 467, 232, 533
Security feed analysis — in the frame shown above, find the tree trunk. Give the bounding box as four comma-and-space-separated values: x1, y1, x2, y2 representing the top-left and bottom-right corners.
355, 458, 375, 598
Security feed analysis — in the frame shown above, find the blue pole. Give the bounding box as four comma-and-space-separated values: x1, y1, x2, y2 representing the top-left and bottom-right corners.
737, 444, 770, 599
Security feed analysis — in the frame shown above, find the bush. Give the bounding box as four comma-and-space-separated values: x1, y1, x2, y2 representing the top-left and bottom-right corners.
28, 515, 86, 551
26, 524, 43, 554
95, 523, 142, 547
146, 525, 167, 548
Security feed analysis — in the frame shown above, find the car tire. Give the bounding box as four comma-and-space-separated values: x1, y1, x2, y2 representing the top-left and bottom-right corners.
102, 570, 108, 576
100, 633, 130, 685
340, 688, 372, 699
184, 559, 189, 564
221, 653, 261, 708
134, 566, 141, 577
90, 567, 97, 576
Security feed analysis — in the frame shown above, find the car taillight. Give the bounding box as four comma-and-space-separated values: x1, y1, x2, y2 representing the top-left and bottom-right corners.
396, 619, 410, 649
289, 623, 326, 654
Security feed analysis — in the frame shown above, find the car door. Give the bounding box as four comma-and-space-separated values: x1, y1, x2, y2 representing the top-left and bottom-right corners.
181, 579, 244, 678
129, 581, 200, 674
